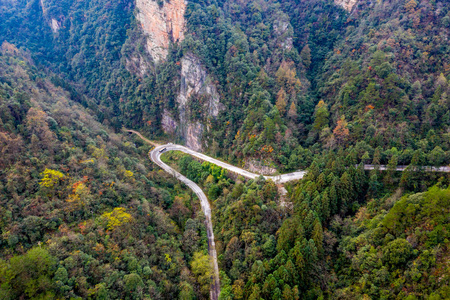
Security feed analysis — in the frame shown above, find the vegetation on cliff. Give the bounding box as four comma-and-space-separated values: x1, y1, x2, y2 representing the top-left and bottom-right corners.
0, 48, 209, 299
1, 0, 450, 299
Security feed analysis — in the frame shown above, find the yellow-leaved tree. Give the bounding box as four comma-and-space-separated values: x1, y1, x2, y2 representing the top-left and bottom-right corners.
275, 88, 287, 115
66, 177, 91, 215
190, 252, 212, 298
101, 207, 133, 231
39, 169, 65, 189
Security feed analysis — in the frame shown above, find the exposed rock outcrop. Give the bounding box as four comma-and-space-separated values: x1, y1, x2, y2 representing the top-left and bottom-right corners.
51, 19, 60, 33
186, 122, 203, 151
136, 0, 186, 63
161, 109, 178, 135
125, 53, 151, 77
169, 53, 221, 151
273, 18, 293, 50
245, 159, 277, 175
334, 0, 358, 11
39, 0, 61, 33
177, 54, 221, 117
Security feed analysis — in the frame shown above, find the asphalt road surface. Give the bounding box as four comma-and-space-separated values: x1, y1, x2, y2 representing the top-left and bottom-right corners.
152, 144, 307, 183
150, 146, 221, 300
127, 129, 450, 300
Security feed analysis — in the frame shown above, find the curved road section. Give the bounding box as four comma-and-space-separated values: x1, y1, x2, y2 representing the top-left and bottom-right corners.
150, 145, 221, 300
153, 144, 307, 183
127, 129, 450, 300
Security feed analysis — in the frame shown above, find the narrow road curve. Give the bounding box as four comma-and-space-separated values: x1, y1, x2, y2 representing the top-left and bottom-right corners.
124, 129, 160, 147
150, 144, 307, 183
363, 164, 450, 172
150, 145, 220, 300
126, 129, 450, 300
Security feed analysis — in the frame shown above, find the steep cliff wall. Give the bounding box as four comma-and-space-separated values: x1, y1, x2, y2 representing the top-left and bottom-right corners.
166, 53, 221, 151
136, 0, 186, 63
273, 13, 294, 51
50, 18, 60, 33
334, 0, 358, 11
125, 53, 151, 77
39, 0, 61, 33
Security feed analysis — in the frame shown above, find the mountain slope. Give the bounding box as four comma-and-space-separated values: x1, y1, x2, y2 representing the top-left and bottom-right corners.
0, 44, 209, 299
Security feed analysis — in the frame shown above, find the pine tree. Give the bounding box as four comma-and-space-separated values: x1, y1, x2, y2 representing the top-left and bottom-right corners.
313, 100, 329, 131
300, 44, 312, 69
282, 285, 293, 300
321, 191, 330, 220
311, 218, 323, 252
329, 184, 338, 215
288, 101, 297, 119
276, 88, 287, 115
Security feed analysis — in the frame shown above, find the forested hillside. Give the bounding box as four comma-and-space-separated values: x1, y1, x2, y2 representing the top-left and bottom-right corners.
316, 0, 450, 160
1, 0, 450, 299
160, 141, 450, 299
0, 46, 211, 299
1, 0, 450, 168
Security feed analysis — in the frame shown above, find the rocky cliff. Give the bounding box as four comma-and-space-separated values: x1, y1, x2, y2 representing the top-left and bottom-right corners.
334, 0, 358, 11
136, 0, 186, 63
39, 0, 61, 33
50, 18, 60, 33
272, 13, 294, 51
163, 53, 221, 151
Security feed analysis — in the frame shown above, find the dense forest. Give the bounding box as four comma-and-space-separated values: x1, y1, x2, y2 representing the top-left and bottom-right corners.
1, 0, 450, 299
162, 147, 450, 299
0, 47, 211, 299
1, 0, 450, 167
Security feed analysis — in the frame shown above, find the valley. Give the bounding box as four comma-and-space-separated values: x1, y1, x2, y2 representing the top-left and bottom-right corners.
1, 0, 450, 299
130, 129, 450, 299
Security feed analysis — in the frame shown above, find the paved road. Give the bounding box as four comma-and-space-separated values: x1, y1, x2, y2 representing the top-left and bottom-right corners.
150, 145, 221, 300
153, 144, 307, 183
127, 130, 450, 300
363, 164, 450, 172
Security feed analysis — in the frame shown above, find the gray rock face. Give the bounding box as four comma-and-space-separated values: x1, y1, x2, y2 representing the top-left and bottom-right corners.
245, 159, 277, 175
39, 0, 61, 33
177, 53, 220, 116
173, 53, 221, 151
186, 122, 203, 151
125, 54, 151, 77
161, 109, 177, 135
334, 0, 358, 11
273, 18, 294, 50
51, 19, 60, 33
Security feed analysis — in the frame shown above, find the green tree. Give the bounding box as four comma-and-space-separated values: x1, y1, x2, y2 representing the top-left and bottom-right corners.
0, 247, 57, 299
383, 238, 413, 268
427, 146, 445, 167
300, 44, 312, 69
311, 219, 323, 252
264, 117, 276, 142
313, 100, 329, 131
179, 281, 196, 300
191, 252, 212, 297
123, 273, 144, 298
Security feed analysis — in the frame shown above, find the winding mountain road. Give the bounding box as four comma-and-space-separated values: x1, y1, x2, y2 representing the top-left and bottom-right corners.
362, 164, 450, 172
126, 129, 450, 300
151, 144, 307, 183
149, 145, 220, 300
